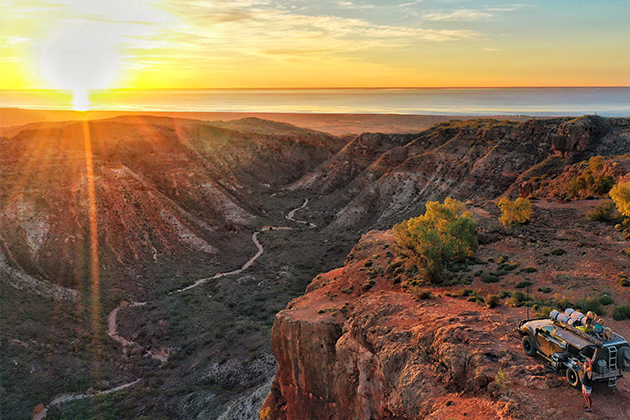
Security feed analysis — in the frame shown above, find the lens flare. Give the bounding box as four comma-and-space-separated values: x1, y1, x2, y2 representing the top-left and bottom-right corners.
41, 25, 118, 110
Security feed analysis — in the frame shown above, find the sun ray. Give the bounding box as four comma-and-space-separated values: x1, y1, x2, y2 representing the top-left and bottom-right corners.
81, 118, 101, 359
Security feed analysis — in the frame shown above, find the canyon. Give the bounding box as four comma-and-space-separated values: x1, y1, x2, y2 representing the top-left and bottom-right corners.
2, 114, 630, 419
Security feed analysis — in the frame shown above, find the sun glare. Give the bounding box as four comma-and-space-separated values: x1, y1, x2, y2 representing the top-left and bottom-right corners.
73, 89, 90, 112
41, 25, 118, 111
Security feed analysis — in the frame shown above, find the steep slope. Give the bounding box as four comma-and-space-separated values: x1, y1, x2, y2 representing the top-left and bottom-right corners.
292, 117, 630, 231
0, 117, 344, 293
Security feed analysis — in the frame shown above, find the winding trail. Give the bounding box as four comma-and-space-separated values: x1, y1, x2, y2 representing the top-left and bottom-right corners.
108, 301, 147, 347
35, 199, 312, 419
175, 231, 266, 293
286, 198, 317, 227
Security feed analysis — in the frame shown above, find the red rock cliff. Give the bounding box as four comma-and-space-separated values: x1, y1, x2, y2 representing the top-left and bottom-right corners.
262, 228, 630, 420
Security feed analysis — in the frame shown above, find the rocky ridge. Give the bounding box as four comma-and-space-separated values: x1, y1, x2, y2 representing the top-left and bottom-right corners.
295, 116, 630, 231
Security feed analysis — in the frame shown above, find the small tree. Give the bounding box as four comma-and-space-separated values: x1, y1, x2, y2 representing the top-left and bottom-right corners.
497, 197, 532, 226
610, 182, 630, 217
393, 198, 478, 283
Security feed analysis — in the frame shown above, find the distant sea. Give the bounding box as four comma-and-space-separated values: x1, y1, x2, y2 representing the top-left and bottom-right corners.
2, 88, 630, 117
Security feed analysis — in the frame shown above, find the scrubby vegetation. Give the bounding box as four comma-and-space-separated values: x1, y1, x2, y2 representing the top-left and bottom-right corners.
610, 181, 630, 217
586, 201, 617, 221
565, 156, 616, 198
613, 306, 630, 321
497, 197, 532, 226
393, 198, 478, 284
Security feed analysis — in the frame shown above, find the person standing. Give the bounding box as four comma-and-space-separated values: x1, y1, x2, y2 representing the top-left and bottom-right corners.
581, 358, 594, 412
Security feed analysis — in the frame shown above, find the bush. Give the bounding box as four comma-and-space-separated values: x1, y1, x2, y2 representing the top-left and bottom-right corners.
598, 295, 614, 306
613, 306, 630, 321
499, 263, 519, 272
481, 272, 500, 283
508, 292, 528, 307
587, 201, 617, 221
393, 198, 478, 284
550, 248, 566, 256
538, 287, 552, 293
485, 294, 501, 309
415, 290, 433, 300
497, 197, 533, 226
620, 278, 630, 287
520, 266, 538, 273
515, 280, 533, 289
575, 298, 604, 316
610, 182, 630, 217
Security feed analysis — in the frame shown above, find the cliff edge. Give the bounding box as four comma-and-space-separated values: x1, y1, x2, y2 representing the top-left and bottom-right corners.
262, 201, 630, 420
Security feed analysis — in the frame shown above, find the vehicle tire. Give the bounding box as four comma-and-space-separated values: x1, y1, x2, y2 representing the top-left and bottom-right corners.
618, 346, 630, 369
522, 335, 536, 357
566, 367, 581, 389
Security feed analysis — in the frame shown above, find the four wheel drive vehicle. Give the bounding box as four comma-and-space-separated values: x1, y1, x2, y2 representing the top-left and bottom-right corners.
518, 309, 630, 388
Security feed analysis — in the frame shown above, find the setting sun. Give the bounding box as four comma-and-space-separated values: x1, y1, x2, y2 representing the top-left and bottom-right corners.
40, 25, 118, 110
72, 89, 90, 111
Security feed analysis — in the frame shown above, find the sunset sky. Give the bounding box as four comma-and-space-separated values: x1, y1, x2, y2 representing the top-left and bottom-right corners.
2, 0, 630, 90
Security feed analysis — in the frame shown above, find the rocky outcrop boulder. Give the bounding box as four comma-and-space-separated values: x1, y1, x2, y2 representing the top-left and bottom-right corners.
552, 116, 604, 156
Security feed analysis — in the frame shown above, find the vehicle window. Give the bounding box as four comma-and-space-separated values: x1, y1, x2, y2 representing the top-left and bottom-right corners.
582, 346, 596, 359
542, 326, 554, 335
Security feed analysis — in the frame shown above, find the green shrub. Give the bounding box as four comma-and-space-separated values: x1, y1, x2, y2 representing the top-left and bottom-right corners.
416, 290, 433, 300
520, 266, 538, 273
538, 287, 552, 293
498, 262, 518, 272
613, 306, 630, 321
610, 182, 630, 217
508, 292, 528, 307
393, 198, 478, 284
575, 298, 604, 316
515, 280, 533, 289
362, 280, 375, 291
498, 197, 533, 226
485, 294, 501, 309
587, 201, 617, 221
481, 272, 500, 283
550, 248, 566, 256
620, 278, 630, 287
459, 274, 473, 285
598, 295, 614, 306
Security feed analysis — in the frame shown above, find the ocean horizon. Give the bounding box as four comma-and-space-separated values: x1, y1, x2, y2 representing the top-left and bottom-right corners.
2, 87, 630, 117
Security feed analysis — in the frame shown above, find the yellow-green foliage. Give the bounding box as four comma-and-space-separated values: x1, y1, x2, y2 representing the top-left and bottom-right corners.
610, 181, 630, 217
393, 198, 478, 283
259, 407, 271, 420
497, 197, 533, 226
565, 156, 615, 198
